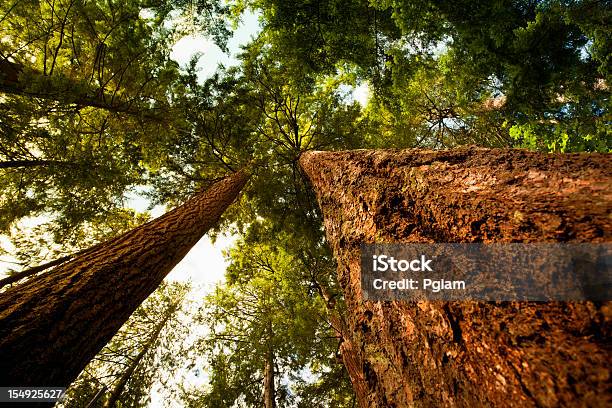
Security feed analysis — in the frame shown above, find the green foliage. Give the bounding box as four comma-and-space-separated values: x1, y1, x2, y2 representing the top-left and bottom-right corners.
4, 208, 150, 272
237, 0, 610, 151
508, 117, 611, 153
59, 281, 191, 408
234, 0, 400, 80
384, 0, 610, 150
0, 0, 229, 82
0, 0, 231, 250
0, 107, 144, 227
145, 65, 261, 207
184, 236, 353, 407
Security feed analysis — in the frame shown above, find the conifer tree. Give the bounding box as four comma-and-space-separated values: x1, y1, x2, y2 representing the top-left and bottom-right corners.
0, 170, 248, 388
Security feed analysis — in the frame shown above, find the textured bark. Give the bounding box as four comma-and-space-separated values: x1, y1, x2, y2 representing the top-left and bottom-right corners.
0, 170, 249, 388
299, 147, 611, 407
263, 348, 276, 408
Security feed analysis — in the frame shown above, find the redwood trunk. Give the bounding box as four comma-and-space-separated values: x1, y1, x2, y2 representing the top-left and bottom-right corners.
299, 147, 611, 407
0, 170, 249, 388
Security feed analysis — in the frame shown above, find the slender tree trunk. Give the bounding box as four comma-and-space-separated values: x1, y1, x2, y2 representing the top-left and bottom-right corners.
0, 170, 249, 388
0, 60, 162, 119
85, 386, 107, 408
262, 314, 276, 408
300, 147, 611, 407
103, 302, 177, 408
263, 348, 276, 408
0, 160, 67, 169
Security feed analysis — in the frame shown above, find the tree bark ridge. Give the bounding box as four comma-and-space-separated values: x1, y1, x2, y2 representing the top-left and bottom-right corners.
300, 147, 611, 407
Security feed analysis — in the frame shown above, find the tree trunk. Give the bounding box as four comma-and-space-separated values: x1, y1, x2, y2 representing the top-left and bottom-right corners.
263, 348, 276, 408
0, 60, 162, 119
299, 147, 611, 407
0, 160, 67, 169
0, 170, 249, 388
103, 302, 178, 408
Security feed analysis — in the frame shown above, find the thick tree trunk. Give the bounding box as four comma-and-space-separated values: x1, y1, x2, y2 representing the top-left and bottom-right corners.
0, 60, 162, 119
299, 147, 611, 407
103, 302, 177, 408
0, 170, 249, 388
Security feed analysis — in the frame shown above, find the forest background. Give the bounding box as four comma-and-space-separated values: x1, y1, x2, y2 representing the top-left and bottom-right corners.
0, 0, 609, 407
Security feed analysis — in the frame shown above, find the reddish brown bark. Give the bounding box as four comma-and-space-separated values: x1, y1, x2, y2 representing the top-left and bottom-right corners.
299, 147, 611, 407
263, 348, 276, 408
0, 170, 249, 388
